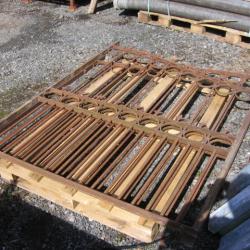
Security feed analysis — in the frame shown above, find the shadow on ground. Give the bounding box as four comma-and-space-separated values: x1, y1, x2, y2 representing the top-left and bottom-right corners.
0, 183, 116, 250
31, 0, 113, 10
33, 0, 89, 7
158, 172, 250, 250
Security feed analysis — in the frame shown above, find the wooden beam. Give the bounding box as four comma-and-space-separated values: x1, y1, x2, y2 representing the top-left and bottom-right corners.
69, 0, 77, 11
88, 0, 98, 14
139, 76, 175, 112
83, 67, 123, 94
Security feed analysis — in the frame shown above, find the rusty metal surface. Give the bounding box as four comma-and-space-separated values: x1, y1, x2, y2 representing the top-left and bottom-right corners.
0, 44, 249, 240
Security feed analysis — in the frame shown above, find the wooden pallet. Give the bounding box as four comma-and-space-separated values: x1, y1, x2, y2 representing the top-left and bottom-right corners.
138, 11, 250, 49
0, 158, 159, 242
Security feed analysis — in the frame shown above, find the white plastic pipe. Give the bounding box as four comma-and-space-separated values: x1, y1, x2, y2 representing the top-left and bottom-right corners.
114, 0, 250, 32
172, 0, 250, 17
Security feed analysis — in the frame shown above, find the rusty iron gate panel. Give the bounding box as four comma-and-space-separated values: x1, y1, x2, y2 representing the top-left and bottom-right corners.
0, 44, 249, 243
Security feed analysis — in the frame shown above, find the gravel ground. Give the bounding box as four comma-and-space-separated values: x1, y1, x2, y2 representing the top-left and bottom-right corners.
0, 0, 249, 249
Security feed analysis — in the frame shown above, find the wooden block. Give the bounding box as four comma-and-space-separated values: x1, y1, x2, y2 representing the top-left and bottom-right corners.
83, 67, 123, 94
73, 190, 99, 206
144, 219, 159, 237
138, 217, 147, 225
0, 158, 12, 169
191, 24, 206, 34
111, 206, 140, 222
138, 11, 150, 23
98, 201, 113, 211
158, 16, 171, 27
39, 177, 76, 198
138, 217, 159, 236
39, 177, 64, 189
62, 185, 78, 197
28, 172, 43, 182
88, 0, 98, 14
16, 177, 75, 209
0, 163, 69, 199
69, 0, 77, 12
0, 169, 17, 182
139, 12, 170, 27
111, 207, 159, 240
7, 164, 43, 183
200, 89, 229, 128
140, 76, 175, 112
225, 32, 242, 44
21, 0, 32, 3
10, 174, 76, 208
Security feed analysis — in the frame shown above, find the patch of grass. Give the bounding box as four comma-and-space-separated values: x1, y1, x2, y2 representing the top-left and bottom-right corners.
0, 83, 48, 115
0, 110, 8, 119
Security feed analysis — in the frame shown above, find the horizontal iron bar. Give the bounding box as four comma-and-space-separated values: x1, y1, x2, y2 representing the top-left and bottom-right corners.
37, 96, 229, 158
49, 87, 235, 143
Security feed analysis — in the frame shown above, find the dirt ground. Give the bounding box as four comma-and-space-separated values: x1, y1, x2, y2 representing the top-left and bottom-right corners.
0, 0, 249, 249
